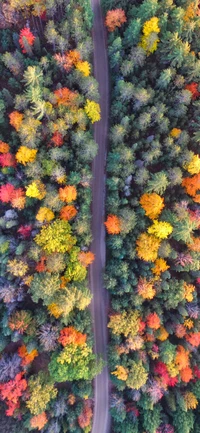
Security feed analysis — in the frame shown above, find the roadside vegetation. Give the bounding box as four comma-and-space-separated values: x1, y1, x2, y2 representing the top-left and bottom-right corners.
103, 1, 200, 432
0, 1, 101, 432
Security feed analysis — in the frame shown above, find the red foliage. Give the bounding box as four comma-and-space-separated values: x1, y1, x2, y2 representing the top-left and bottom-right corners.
185, 82, 200, 100
0, 183, 15, 203
19, 27, 35, 53
17, 225, 33, 239
138, 320, 146, 334
58, 326, 87, 347
154, 361, 168, 376
0, 372, 27, 416
193, 366, 200, 379
126, 403, 139, 417
168, 376, 178, 387
51, 131, 64, 147
0, 153, 16, 167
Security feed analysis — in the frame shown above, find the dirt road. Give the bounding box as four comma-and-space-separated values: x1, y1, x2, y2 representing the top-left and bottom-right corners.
90, 1, 110, 433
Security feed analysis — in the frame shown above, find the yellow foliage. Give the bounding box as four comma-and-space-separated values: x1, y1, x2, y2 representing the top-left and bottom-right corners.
26, 180, 46, 199
148, 220, 173, 239
34, 220, 76, 254
166, 361, 179, 378
36, 207, 55, 223
76, 61, 91, 77
26, 376, 57, 415
48, 303, 63, 318
16, 146, 37, 165
183, 282, 195, 302
137, 277, 156, 300
157, 326, 169, 341
184, 154, 200, 175
184, 318, 194, 329
7, 259, 28, 277
136, 233, 161, 262
152, 258, 170, 275
183, 3, 196, 22
170, 128, 181, 138
140, 17, 160, 54
183, 392, 198, 410
112, 365, 128, 381
143, 17, 160, 36
84, 99, 101, 124
108, 310, 140, 338
139, 193, 164, 220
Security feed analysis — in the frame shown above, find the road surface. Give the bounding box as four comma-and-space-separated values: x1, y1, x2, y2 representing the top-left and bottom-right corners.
90, 1, 111, 433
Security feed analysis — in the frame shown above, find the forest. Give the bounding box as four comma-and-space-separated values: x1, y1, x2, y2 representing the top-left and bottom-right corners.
103, 0, 200, 432
0, 0, 102, 432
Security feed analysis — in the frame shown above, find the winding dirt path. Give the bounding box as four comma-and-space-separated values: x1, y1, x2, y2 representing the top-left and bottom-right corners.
90, 1, 110, 433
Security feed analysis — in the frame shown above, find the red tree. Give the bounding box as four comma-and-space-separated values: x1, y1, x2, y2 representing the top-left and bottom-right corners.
19, 27, 35, 54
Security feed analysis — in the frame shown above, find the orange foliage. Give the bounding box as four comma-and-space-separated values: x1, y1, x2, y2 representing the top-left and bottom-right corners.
67, 50, 81, 65
54, 50, 81, 72
175, 345, 190, 370
59, 185, 77, 203
182, 173, 200, 198
104, 214, 121, 234
139, 193, 164, 220
11, 188, 26, 210
186, 332, 200, 347
105, 8, 127, 32
60, 205, 78, 220
58, 326, 87, 347
78, 251, 95, 267
78, 404, 93, 429
187, 236, 200, 252
9, 111, 24, 131
68, 394, 76, 405
152, 258, 169, 276
0, 141, 10, 153
30, 412, 48, 430
146, 312, 161, 330
18, 344, 38, 366
180, 366, 193, 383
54, 87, 78, 107
35, 256, 46, 272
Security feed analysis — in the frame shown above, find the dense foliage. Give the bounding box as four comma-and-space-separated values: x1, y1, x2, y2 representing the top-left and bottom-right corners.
0, 0, 101, 431
103, 0, 200, 432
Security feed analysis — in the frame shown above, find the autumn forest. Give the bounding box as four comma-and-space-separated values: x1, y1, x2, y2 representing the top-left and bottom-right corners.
0, 0, 200, 432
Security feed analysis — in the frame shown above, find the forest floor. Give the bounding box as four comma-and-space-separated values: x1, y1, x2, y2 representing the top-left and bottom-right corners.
90, 1, 111, 433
